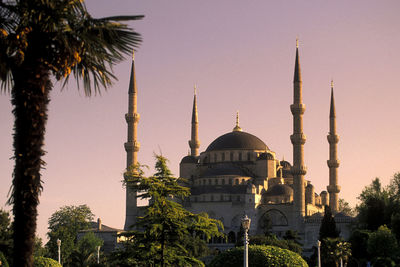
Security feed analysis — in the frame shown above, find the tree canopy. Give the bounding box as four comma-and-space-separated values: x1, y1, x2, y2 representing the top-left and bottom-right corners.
120, 155, 224, 266
46, 205, 94, 266
0, 209, 13, 265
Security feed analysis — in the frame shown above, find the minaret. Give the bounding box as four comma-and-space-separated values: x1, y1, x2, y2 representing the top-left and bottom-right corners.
124, 50, 140, 230
290, 39, 307, 220
188, 86, 200, 156
327, 80, 340, 213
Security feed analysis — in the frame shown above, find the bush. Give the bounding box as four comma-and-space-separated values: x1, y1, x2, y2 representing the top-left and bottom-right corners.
208, 245, 308, 267
249, 235, 302, 254
0, 251, 9, 267
33, 256, 62, 267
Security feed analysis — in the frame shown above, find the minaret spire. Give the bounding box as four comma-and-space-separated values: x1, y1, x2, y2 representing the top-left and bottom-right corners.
233, 111, 242, 132
124, 50, 141, 230
290, 39, 307, 222
327, 80, 340, 213
189, 85, 200, 156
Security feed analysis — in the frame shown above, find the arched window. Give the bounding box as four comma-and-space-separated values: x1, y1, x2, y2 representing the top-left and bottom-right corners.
247, 152, 251, 161
208, 179, 212, 185
230, 152, 234, 161
235, 179, 239, 185
229, 178, 232, 185
221, 153, 225, 161
222, 179, 225, 185
238, 152, 242, 161
214, 153, 217, 162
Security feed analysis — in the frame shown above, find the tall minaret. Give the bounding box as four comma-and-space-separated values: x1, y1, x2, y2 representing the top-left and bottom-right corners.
124, 50, 140, 230
290, 39, 307, 220
327, 81, 340, 213
188, 86, 200, 156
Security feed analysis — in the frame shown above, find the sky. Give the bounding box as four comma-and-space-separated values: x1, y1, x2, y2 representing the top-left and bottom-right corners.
0, 1, 399, 241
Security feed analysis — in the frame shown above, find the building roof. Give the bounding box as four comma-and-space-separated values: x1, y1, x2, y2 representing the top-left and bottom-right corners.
206, 131, 268, 152
80, 221, 123, 233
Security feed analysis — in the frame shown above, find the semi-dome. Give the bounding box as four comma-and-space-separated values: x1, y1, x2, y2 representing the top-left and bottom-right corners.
264, 184, 293, 197
180, 155, 197, 164
206, 131, 268, 152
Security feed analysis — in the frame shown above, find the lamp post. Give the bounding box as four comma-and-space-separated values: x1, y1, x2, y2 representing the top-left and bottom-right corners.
317, 240, 321, 267
97, 246, 101, 264
241, 214, 251, 267
56, 239, 61, 264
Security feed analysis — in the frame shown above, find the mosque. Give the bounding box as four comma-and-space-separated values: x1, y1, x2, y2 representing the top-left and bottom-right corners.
122, 42, 353, 251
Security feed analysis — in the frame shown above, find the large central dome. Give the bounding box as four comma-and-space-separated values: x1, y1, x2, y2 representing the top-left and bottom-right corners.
206, 131, 268, 152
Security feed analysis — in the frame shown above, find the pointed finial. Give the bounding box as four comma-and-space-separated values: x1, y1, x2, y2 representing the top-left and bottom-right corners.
282, 155, 285, 162
132, 49, 135, 60
296, 37, 299, 48
329, 81, 336, 118
194, 84, 197, 95
331, 79, 334, 89
233, 111, 242, 132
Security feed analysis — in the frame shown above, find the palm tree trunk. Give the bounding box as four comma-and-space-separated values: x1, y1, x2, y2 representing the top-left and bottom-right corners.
11, 61, 51, 267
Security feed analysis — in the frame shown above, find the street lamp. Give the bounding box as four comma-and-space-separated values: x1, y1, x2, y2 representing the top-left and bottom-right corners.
317, 240, 321, 267
97, 246, 101, 264
56, 239, 61, 264
241, 214, 251, 267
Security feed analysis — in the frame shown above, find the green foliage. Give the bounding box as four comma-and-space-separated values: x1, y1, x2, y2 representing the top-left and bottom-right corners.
0, 251, 10, 267
0, 209, 12, 265
121, 155, 224, 266
319, 205, 339, 240
209, 245, 308, 267
356, 178, 390, 230
367, 225, 398, 259
33, 256, 62, 267
69, 232, 103, 267
322, 237, 351, 267
249, 234, 302, 255
349, 229, 370, 261
45, 205, 94, 266
338, 198, 355, 216
34, 237, 48, 257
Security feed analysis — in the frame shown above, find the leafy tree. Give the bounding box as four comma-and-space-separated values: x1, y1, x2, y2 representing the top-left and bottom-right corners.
123, 155, 224, 266
46, 205, 94, 266
367, 225, 398, 260
0, 1, 142, 266
69, 232, 103, 267
209, 245, 308, 267
34, 237, 47, 258
338, 198, 355, 216
356, 178, 390, 230
348, 229, 370, 262
0, 209, 13, 265
283, 229, 301, 244
33, 256, 62, 267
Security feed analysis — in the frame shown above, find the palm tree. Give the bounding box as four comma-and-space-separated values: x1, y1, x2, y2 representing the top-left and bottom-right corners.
0, 1, 143, 266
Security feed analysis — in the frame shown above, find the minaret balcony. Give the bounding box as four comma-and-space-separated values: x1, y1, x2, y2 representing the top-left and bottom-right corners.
124, 141, 140, 152
290, 133, 307, 145
327, 134, 339, 143
125, 113, 140, 123
327, 184, 341, 194
290, 104, 306, 115
291, 165, 307, 176
327, 159, 340, 168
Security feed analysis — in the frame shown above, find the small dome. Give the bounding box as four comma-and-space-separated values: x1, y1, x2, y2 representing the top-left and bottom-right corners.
206, 131, 268, 152
306, 183, 314, 189
320, 190, 328, 195
264, 184, 293, 197
280, 160, 292, 169
180, 155, 197, 164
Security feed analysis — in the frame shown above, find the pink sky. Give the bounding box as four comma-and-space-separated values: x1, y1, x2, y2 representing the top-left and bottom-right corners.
1, 1, 399, 241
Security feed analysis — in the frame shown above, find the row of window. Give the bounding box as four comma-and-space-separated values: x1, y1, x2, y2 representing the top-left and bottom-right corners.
203, 151, 253, 163
192, 195, 242, 202
195, 177, 249, 186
